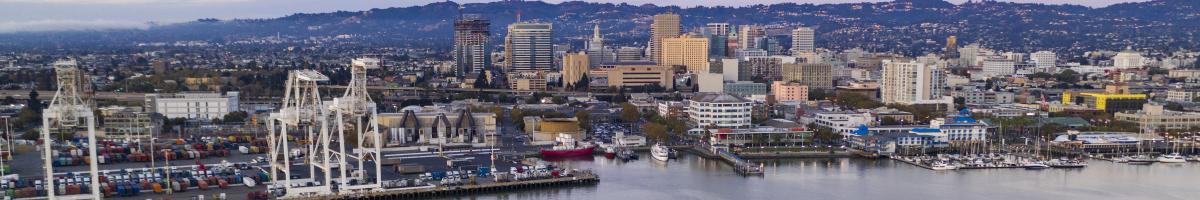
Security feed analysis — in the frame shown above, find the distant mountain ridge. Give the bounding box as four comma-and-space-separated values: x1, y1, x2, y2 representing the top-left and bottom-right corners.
1, 0, 1197, 56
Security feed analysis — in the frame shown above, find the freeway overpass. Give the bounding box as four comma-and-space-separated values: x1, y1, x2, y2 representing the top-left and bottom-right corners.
1, 86, 677, 103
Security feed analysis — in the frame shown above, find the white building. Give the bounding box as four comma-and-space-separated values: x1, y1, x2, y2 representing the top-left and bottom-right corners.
812, 112, 874, 135
1113, 49, 1146, 69
145, 92, 239, 119
1030, 51, 1056, 69
687, 93, 753, 129
791, 27, 815, 55
1166, 88, 1200, 103
880, 60, 946, 105
981, 57, 1015, 79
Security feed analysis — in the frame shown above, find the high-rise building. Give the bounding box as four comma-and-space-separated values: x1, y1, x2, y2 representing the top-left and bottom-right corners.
705, 23, 731, 36
585, 24, 613, 67
881, 60, 945, 105
738, 25, 765, 50
616, 46, 645, 62
945, 36, 958, 58
453, 16, 490, 76
562, 52, 589, 88
505, 22, 554, 71
662, 34, 710, 73
772, 81, 809, 102
782, 63, 833, 91
650, 13, 681, 64
791, 27, 815, 54
1030, 51, 1056, 69
743, 56, 790, 82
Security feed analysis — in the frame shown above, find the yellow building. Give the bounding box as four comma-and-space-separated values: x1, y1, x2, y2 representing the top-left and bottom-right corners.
650, 13, 681, 64
662, 34, 710, 73
523, 117, 584, 142
1061, 92, 1147, 113
508, 71, 548, 91
606, 63, 674, 90
562, 52, 589, 87
771, 81, 809, 102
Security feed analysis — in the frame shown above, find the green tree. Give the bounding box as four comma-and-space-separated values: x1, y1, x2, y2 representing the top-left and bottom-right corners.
644, 122, 668, 141
574, 110, 592, 130
620, 103, 641, 123
222, 111, 249, 123
473, 72, 489, 89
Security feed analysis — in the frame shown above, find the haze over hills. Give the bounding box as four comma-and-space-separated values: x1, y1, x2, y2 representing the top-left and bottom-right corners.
0, 0, 1197, 56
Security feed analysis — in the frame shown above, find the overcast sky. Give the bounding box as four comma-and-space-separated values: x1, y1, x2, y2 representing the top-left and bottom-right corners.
0, 0, 1146, 33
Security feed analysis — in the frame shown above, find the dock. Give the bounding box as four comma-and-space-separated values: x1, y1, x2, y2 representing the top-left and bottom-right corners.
679, 145, 764, 176
285, 172, 599, 200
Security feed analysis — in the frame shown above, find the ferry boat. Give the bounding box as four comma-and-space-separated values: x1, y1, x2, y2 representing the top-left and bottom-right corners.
540, 134, 595, 158
930, 161, 957, 170
651, 143, 670, 161
1156, 153, 1187, 163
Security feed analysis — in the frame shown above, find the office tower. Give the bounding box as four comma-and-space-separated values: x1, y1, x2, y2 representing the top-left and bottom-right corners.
706, 23, 730, 36
881, 60, 945, 104
586, 24, 613, 67
616, 46, 645, 62
708, 34, 728, 58
650, 13, 681, 64
945, 36, 958, 58
791, 27, 815, 55
738, 25, 764, 50
453, 16, 490, 77
662, 34, 710, 73
505, 22, 554, 71
782, 63, 833, 91
1031, 51, 1056, 69
562, 52, 589, 88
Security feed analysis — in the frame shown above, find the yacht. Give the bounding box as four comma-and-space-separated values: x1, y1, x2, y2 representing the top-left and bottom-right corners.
1127, 155, 1156, 165
930, 161, 957, 170
1023, 161, 1051, 170
651, 143, 671, 161
1157, 153, 1187, 163
1047, 158, 1087, 168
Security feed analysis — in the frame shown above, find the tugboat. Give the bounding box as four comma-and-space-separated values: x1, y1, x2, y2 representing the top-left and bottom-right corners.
1156, 153, 1187, 163
651, 143, 670, 161
604, 146, 617, 159
540, 134, 596, 158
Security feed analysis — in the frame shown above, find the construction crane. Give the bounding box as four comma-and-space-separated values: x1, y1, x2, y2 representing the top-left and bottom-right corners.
328, 57, 383, 192
267, 70, 336, 198
40, 59, 102, 199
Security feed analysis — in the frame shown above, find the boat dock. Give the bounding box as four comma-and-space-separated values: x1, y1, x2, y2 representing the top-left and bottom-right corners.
680, 145, 764, 176
286, 172, 599, 200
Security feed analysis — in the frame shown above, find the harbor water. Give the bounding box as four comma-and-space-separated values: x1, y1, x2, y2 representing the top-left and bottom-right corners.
436, 153, 1199, 200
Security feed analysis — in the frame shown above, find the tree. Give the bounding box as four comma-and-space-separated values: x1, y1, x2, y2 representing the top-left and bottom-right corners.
1056, 69, 1080, 84
575, 110, 592, 130
809, 89, 828, 100
511, 108, 526, 132
222, 111, 249, 123
552, 96, 567, 104
574, 74, 590, 91
643, 122, 668, 141
620, 103, 641, 123
473, 72, 489, 89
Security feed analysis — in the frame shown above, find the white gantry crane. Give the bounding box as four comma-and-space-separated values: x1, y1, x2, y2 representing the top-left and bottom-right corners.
268, 70, 338, 197
41, 59, 102, 199
329, 57, 383, 192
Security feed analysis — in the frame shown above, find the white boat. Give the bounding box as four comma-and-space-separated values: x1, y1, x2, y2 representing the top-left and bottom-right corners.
1157, 153, 1187, 163
1023, 162, 1051, 170
930, 161, 957, 170
243, 176, 257, 187
651, 143, 670, 161
1128, 155, 1156, 165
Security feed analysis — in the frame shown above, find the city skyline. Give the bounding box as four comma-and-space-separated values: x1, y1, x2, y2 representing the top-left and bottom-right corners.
0, 0, 1149, 33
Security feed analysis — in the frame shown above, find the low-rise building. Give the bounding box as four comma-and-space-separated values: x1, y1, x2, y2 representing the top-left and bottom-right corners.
706, 127, 813, 147
1115, 103, 1200, 131
98, 106, 161, 140
379, 106, 498, 146
687, 93, 753, 129
522, 117, 585, 142
1061, 91, 1148, 113
771, 81, 809, 102
723, 81, 768, 97
1166, 88, 1200, 103
145, 92, 239, 120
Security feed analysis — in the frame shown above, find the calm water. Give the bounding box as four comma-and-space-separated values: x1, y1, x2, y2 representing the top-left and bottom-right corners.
438, 153, 1199, 200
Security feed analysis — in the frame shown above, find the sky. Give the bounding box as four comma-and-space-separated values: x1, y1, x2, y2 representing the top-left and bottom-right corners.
0, 0, 1146, 33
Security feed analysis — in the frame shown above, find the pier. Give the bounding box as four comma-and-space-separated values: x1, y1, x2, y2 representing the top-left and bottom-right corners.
680, 145, 764, 175
285, 172, 599, 200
